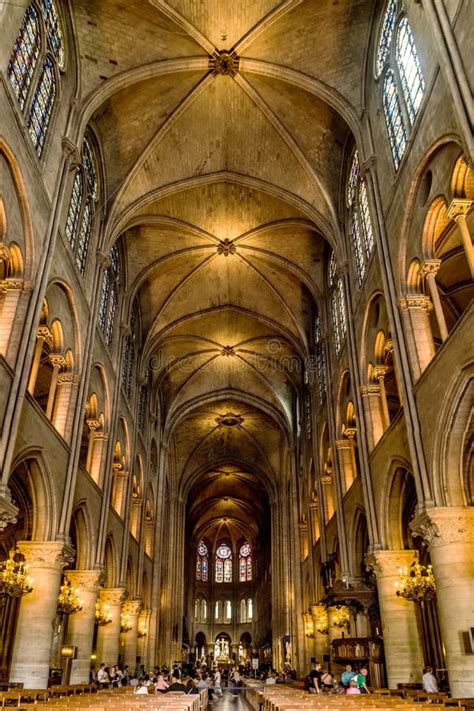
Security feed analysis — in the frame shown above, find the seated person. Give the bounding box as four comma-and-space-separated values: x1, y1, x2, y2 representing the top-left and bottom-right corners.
166, 673, 186, 693
346, 679, 361, 695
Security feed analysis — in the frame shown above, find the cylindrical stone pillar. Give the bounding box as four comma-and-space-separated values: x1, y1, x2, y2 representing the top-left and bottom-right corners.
95, 587, 126, 667
412, 507, 474, 697
9, 541, 74, 688
66, 571, 102, 684
367, 550, 423, 687
122, 600, 142, 670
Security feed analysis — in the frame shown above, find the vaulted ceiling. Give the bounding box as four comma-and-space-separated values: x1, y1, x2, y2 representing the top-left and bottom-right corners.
74, 0, 375, 540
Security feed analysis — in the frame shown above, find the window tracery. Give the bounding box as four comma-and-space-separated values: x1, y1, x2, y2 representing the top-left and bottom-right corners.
8, 1, 65, 157
314, 314, 327, 404
346, 151, 375, 285
98, 244, 120, 349
65, 137, 99, 274
328, 253, 347, 356
196, 541, 209, 582
121, 301, 139, 401
376, 1, 425, 168
239, 542, 252, 582
215, 543, 232, 583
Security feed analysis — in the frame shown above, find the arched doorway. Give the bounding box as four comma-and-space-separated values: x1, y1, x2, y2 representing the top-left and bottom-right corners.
214, 632, 232, 665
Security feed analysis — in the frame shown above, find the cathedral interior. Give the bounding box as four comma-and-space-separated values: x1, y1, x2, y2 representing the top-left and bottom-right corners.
0, 0, 473, 699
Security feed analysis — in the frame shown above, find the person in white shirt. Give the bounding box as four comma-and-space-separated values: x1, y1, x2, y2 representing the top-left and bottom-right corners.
422, 667, 438, 693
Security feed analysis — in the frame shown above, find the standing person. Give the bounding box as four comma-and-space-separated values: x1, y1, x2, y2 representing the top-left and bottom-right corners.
307, 662, 322, 694
355, 667, 370, 694
422, 666, 438, 693
341, 664, 355, 688
96, 664, 109, 688
213, 667, 222, 697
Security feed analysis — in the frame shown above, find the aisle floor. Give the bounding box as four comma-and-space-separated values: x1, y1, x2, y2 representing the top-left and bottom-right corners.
210, 689, 253, 709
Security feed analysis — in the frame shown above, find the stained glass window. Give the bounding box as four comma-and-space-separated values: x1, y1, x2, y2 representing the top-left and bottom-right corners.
376, 0, 397, 77
99, 244, 120, 348
239, 542, 252, 582
40, 0, 65, 69
65, 137, 99, 273
383, 69, 407, 169
240, 598, 247, 623
396, 18, 425, 125
196, 541, 208, 582
376, 2, 424, 169
248, 598, 253, 621
27, 56, 56, 156
328, 253, 347, 357
314, 314, 326, 404
347, 151, 375, 285
138, 386, 147, 433
7, 6, 41, 110
216, 543, 232, 583
201, 599, 207, 620
122, 302, 138, 401
65, 170, 83, 249
225, 600, 232, 620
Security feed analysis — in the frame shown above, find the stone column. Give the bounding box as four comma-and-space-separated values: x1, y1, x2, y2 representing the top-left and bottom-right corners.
447, 199, 474, 279
367, 550, 423, 687
9, 541, 74, 688
66, 570, 102, 684
137, 609, 151, 668
373, 365, 391, 430
335, 438, 355, 493
397, 295, 435, 378
53, 373, 80, 441
420, 260, 449, 342
45, 354, 66, 420
122, 600, 142, 670
310, 605, 329, 662
412, 507, 474, 697
27, 326, 51, 394
95, 587, 126, 667
360, 384, 384, 449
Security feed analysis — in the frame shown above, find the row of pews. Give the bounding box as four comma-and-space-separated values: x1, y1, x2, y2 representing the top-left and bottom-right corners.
0, 686, 207, 711
243, 683, 471, 711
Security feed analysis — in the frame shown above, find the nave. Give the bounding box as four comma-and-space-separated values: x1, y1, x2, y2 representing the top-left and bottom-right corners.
0, 0, 473, 699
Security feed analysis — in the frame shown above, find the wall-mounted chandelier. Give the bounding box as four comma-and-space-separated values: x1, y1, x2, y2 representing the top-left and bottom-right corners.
330, 605, 351, 630
120, 613, 132, 633
303, 612, 315, 638
0, 549, 33, 598
395, 562, 436, 602
137, 621, 147, 638
95, 600, 112, 626
57, 578, 83, 615
310, 605, 329, 635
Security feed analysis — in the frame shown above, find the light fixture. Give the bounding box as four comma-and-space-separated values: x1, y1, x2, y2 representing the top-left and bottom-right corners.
395, 561, 436, 602
303, 612, 315, 638
57, 578, 83, 615
310, 605, 329, 635
120, 613, 132, 633
95, 600, 112, 626
138, 621, 147, 638
0, 549, 33, 598
331, 605, 351, 630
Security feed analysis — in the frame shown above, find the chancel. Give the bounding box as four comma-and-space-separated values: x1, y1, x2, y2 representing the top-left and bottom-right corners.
0, 0, 473, 703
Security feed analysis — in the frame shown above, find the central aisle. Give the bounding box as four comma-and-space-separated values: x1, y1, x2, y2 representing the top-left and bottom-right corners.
211, 690, 254, 709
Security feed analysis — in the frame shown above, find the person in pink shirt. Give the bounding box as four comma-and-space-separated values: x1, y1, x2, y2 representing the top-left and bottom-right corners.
346, 679, 361, 695
154, 674, 169, 692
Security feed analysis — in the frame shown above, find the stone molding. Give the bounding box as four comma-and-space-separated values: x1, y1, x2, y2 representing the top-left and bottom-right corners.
360, 384, 381, 396
446, 198, 472, 219
99, 587, 127, 606
122, 599, 143, 616
410, 507, 474, 548
67, 570, 104, 593
365, 549, 418, 578
335, 438, 353, 451
420, 259, 442, 278
0, 277, 33, 294
17, 540, 75, 571
57, 373, 81, 385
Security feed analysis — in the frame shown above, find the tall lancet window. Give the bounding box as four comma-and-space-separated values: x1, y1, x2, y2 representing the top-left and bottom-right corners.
65, 136, 99, 273
98, 244, 120, 348
215, 543, 232, 583
196, 541, 208, 582
328, 252, 347, 357
8, 0, 65, 157
239, 543, 252, 582
346, 150, 375, 285
376, 0, 425, 169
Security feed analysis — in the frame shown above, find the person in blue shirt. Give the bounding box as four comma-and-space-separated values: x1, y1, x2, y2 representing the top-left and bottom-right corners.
341, 664, 356, 688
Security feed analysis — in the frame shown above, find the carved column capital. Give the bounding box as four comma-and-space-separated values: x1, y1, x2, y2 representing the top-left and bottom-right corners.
96, 250, 110, 270
62, 137, 81, 168
335, 438, 353, 451
365, 549, 418, 578
17, 540, 75, 571
397, 295, 433, 313
86, 417, 102, 432
49, 353, 67, 369
360, 384, 381, 397
122, 599, 143, 616
446, 198, 472, 220
410, 507, 474, 548
56, 373, 80, 385
420, 259, 442, 278
372, 364, 390, 381
67, 569, 104, 593
99, 587, 127, 606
